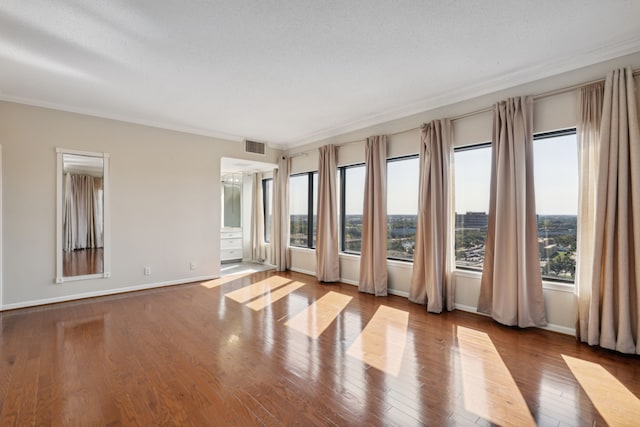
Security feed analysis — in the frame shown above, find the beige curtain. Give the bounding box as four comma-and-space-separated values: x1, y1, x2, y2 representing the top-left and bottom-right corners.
63, 173, 103, 252
575, 82, 604, 341
584, 68, 640, 354
409, 120, 455, 312
358, 136, 388, 296
271, 157, 290, 271
478, 96, 547, 327
250, 172, 267, 262
316, 144, 340, 282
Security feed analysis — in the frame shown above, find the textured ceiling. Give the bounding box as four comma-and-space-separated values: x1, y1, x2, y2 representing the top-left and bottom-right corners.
1, 1, 639, 148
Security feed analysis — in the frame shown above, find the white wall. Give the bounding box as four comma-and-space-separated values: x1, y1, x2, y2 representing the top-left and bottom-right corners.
0, 144, 3, 309
286, 52, 640, 335
0, 101, 281, 309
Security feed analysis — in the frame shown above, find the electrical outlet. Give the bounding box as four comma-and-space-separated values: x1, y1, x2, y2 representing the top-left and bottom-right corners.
190, 262, 196, 271
144, 267, 151, 276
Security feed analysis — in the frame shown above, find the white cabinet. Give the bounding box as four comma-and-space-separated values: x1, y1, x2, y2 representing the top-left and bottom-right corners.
221, 230, 242, 262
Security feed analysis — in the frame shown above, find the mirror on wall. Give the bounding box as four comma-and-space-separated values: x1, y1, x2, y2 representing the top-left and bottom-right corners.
56, 148, 110, 283
222, 173, 242, 228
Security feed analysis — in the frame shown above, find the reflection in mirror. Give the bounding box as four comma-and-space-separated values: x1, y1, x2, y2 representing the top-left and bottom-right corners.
222, 173, 242, 228
56, 149, 110, 283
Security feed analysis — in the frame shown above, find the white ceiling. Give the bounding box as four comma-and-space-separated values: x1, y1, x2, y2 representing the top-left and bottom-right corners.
1, 1, 639, 149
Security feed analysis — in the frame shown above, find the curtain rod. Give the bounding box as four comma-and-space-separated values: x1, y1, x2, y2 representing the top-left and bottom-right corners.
289, 67, 640, 156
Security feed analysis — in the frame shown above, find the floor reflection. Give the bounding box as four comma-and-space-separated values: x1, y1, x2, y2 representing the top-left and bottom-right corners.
57, 313, 109, 424
456, 326, 535, 427
224, 276, 291, 303
285, 291, 352, 338
346, 305, 408, 376
63, 248, 103, 277
562, 354, 640, 426
200, 271, 254, 289
246, 281, 305, 311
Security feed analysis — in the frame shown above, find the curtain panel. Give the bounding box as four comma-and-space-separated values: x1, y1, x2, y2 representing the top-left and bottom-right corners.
478, 96, 547, 327
63, 173, 103, 252
582, 67, 640, 354
409, 119, 455, 313
575, 82, 604, 342
250, 172, 267, 262
316, 144, 340, 282
271, 157, 290, 271
358, 135, 388, 296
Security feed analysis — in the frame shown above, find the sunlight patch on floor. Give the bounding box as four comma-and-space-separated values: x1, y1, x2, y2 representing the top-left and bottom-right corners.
224, 276, 291, 303
246, 281, 306, 311
562, 354, 640, 426
457, 326, 535, 427
200, 271, 254, 289
285, 291, 352, 338
346, 305, 408, 376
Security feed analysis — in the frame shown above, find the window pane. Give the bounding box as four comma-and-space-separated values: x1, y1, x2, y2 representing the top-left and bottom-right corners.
289, 174, 309, 247
454, 145, 491, 270
387, 157, 419, 261
312, 172, 318, 248
534, 132, 578, 282
263, 179, 272, 243
343, 165, 365, 253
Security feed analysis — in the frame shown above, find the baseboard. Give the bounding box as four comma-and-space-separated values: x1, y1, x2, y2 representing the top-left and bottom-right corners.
388, 288, 409, 298
0, 275, 218, 311
455, 303, 486, 315
454, 303, 575, 336
540, 323, 575, 336
289, 267, 316, 277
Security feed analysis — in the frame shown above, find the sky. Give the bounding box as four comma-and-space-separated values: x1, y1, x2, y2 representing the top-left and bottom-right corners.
289, 133, 578, 216
455, 134, 578, 215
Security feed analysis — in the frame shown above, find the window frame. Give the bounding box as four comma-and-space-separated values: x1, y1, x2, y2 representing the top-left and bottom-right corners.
452, 128, 578, 286
453, 141, 492, 273
386, 154, 419, 262
533, 127, 577, 285
289, 171, 318, 249
339, 163, 366, 255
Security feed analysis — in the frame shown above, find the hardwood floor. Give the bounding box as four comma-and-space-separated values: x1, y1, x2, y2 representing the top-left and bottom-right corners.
1, 270, 638, 426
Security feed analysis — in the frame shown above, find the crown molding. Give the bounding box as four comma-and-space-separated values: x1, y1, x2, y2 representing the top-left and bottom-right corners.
0, 94, 248, 144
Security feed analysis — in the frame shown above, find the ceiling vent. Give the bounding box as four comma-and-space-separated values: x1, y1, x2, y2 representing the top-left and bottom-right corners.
244, 139, 266, 155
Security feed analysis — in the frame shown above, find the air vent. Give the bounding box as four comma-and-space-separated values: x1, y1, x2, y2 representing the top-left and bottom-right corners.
244, 139, 266, 155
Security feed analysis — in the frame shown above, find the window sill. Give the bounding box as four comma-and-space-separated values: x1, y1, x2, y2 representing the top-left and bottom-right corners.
289, 246, 315, 254
339, 252, 360, 261
387, 258, 414, 269
454, 268, 482, 279
541, 280, 575, 293
455, 269, 575, 293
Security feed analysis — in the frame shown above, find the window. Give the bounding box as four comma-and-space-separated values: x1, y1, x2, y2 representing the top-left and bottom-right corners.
453, 130, 578, 283
262, 178, 272, 243
387, 156, 419, 261
454, 143, 492, 270
289, 172, 318, 248
339, 164, 365, 253
534, 129, 578, 283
